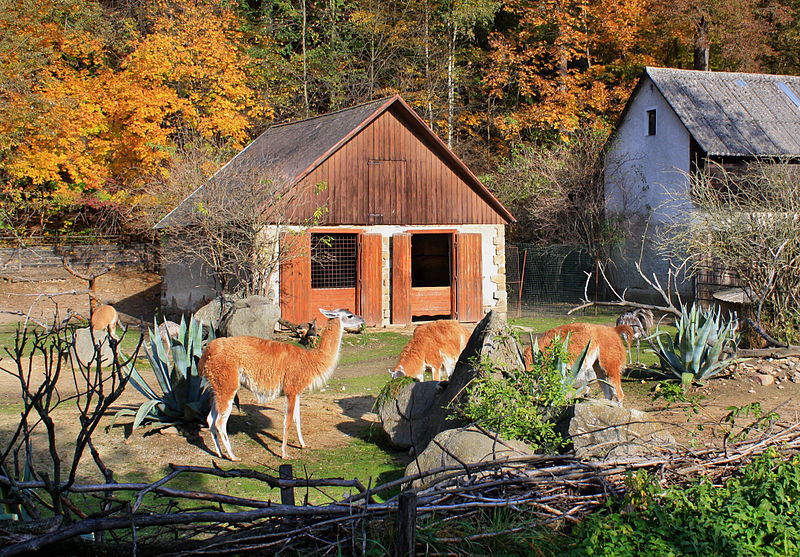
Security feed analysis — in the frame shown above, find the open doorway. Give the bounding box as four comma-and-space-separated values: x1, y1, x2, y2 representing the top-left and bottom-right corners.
410, 233, 452, 320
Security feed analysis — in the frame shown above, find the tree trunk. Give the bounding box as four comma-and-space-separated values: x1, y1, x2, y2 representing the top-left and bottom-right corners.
693, 16, 709, 71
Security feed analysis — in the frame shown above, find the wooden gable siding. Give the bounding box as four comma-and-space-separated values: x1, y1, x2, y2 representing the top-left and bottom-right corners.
291, 109, 503, 225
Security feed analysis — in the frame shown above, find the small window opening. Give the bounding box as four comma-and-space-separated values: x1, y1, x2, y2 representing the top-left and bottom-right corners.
411, 234, 451, 287
311, 233, 357, 289
647, 109, 657, 136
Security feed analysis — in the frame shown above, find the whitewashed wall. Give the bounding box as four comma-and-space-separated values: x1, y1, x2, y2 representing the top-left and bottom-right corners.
604, 76, 694, 302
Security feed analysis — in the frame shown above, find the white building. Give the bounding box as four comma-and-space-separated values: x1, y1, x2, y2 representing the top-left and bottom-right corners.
605, 67, 800, 302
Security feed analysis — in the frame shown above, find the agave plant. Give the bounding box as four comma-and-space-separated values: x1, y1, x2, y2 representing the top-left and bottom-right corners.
652, 304, 739, 387
529, 333, 592, 398
114, 315, 214, 430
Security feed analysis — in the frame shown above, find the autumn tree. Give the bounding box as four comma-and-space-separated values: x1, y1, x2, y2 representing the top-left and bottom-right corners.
486, 127, 617, 253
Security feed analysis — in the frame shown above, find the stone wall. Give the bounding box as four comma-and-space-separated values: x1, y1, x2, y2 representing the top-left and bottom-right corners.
1, 244, 156, 272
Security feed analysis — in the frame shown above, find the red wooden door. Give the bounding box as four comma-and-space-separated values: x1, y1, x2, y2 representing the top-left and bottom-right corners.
280, 232, 311, 324
455, 233, 483, 322
391, 233, 412, 324
359, 233, 383, 326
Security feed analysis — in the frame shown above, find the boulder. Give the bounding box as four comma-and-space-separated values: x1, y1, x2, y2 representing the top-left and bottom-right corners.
193, 295, 279, 339
193, 295, 234, 332
405, 426, 532, 488
71, 327, 115, 367
568, 401, 676, 460
378, 381, 443, 450
379, 311, 526, 453
219, 296, 280, 339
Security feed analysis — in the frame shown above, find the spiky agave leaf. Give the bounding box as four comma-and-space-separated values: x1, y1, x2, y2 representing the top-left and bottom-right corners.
653, 304, 740, 386
115, 314, 212, 430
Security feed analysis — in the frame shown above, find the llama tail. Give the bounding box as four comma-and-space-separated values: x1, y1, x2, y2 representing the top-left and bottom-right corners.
614, 324, 635, 339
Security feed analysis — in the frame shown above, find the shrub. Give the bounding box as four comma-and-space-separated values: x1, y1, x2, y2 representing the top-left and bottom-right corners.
460, 337, 587, 451
564, 450, 800, 556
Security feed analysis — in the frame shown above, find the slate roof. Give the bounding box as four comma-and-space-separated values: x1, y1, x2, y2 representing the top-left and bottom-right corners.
156, 95, 513, 227
644, 67, 800, 157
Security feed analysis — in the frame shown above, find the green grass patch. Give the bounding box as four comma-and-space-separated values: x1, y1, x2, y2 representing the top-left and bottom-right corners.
119, 425, 407, 507
326, 373, 387, 394
339, 331, 410, 366
508, 309, 620, 333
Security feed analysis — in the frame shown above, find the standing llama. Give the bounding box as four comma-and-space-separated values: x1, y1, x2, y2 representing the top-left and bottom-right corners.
90, 304, 121, 339
523, 323, 633, 404
199, 308, 365, 460
389, 320, 469, 381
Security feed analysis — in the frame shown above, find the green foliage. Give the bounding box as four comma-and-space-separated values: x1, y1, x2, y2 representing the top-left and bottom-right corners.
114, 315, 214, 430
461, 337, 585, 451
652, 304, 740, 386
564, 451, 800, 556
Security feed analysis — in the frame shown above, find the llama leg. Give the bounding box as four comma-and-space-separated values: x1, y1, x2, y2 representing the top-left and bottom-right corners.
282, 394, 297, 459
206, 402, 223, 458
293, 394, 306, 449
596, 363, 624, 405
217, 398, 239, 461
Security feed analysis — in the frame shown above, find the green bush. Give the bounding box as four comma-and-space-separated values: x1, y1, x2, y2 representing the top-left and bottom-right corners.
563, 450, 800, 556
461, 338, 585, 451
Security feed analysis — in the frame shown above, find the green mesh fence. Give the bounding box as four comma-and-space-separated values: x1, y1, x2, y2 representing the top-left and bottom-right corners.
506, 243, 597, 317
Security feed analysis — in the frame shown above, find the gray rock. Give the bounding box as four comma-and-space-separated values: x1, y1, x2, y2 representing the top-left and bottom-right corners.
405, 427, 532, 488
378, 381, 443, 449
71, 327, 115, 367
569, 401, 676, 460
219, 296, 280, 339
193, 296, 235, 332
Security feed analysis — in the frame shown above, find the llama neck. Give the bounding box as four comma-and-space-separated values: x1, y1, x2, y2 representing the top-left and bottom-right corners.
397, 346, 425, 376
317, 317, 344, 366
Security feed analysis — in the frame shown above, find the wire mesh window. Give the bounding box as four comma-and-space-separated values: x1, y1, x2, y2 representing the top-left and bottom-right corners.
311, 233, 358, 289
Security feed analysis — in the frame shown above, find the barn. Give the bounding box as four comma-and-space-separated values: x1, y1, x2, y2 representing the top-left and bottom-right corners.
157, 95, 515, 326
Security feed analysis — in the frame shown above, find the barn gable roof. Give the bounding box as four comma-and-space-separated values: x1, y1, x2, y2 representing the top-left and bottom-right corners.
622, 67, 800, 158
156, 95, 513, 227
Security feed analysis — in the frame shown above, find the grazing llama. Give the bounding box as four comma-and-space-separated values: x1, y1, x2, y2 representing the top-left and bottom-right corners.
616, 308, 654, 363
523, 323, 634, 404
199, 308, 365, 460
389, 320, 469, 381
90, 304, 121, 339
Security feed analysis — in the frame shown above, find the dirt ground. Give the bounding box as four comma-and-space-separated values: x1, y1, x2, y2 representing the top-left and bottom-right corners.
1, 265, 799, 485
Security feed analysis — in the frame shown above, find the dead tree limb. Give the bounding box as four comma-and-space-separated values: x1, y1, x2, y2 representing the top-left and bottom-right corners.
61, 258, 114, 311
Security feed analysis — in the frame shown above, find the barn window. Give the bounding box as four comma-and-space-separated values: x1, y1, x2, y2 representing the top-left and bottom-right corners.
311, 233, 357, 289
647, 109, 657, 136
411, 234, 451, 287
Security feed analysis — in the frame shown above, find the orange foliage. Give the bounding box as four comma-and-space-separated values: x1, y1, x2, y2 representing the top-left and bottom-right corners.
0, 0, 267, 221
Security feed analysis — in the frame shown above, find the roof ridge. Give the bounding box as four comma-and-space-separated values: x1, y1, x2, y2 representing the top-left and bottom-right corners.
646, 66, 800, 82
270, 96, 396, 129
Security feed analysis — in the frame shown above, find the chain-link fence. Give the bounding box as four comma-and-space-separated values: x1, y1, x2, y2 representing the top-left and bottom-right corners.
506, 243, 597, 318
